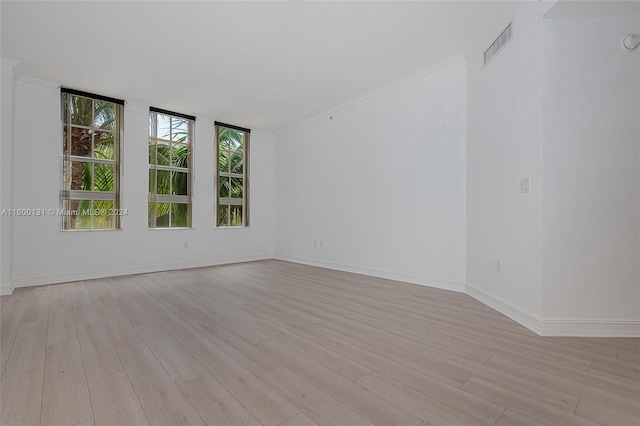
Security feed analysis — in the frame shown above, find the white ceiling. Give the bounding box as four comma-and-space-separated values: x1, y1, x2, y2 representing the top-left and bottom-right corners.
3, 1, 517, 132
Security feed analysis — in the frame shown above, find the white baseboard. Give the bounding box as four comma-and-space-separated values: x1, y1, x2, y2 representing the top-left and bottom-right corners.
7, 254, 638, 337
275, 254, 466, 293
466, 282, 640, 338
11, 254, 271, 289
465, 282, 543, 334
0, 281, 14, 296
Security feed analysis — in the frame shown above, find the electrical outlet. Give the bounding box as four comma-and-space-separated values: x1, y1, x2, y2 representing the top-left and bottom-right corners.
496, 259, 502, 273
319, 241, 323, 248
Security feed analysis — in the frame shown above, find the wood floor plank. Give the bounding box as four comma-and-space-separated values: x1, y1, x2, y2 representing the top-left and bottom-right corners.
0, 367, 44, 426
69, 283, 101, 324
0, 290, 29, 374
1, 260, 636, 426
179, 373, 262, 426
21, 286, 51, 323
494, 410, 544, 426
460, 377, 600, 426
253, 319, 371, 381
261, 366, 373, 426
77, 320, 123, 380
87, 371, 150, 426
135, 322, 208, 385
315, 333, 505, 424
97, 306, 142, 348
617, 348, 640, 363
356, 372, 494, 426
278, 413, 320, 426
3, 320, 48, 376
183, 337, 299, 426
575, 397, 640, 426
485, 356, 640, 416
195, 322, 280, 376
318, 325, 471, 386
116, 341, 204, 426
257, 338, 422, 426
41, 339, 93, 426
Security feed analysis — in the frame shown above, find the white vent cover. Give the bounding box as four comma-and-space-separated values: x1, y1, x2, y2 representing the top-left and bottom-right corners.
484, 23, 512, 66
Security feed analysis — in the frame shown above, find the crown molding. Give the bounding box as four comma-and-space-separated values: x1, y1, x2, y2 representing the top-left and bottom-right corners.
16, 76, 60, 92
276, 54, 467, 138
1, 57, 19, 72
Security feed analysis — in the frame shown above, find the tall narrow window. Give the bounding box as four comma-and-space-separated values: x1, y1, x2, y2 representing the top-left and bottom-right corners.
61, 89, 123, 230
148, 108, 194, 228
215, 123, 249, 227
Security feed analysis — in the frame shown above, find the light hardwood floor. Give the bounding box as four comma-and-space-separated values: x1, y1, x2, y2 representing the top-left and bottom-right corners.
1, 260, 638, 426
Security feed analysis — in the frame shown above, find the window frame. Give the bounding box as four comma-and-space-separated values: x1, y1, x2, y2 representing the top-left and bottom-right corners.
148, 108, 195, 229
215, 122, 250, 227
60, 88, 124, 231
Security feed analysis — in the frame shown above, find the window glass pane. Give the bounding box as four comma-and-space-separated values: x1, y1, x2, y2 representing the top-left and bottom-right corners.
61, 92, 121, 230
62, 199, 78, 229
157, 115, 171, 140
94, 163, 114, 192
154, 202, 170, 228
148, 169, 155, 193
227, 130, 243, 150
172, 119, 189, 142
219, 150, 230, 173
218, 205, 229, 226
172, 172, 188, 196
171, 144, 189, 168
93, 200, 114, 229
230, 205, 243, 226
230, 150, 243, 174
219, 176, 230, 198
171, 203, 189, 227
156, 170, 170, 195
94, 131, 114, 160
76, 200, 93, 229
230, 177, 243, 198
148, 202, 155, 227
94, 100, 115, 131
156, 143, 170, 166
63, 126, 69, 153
148, 140, 156, 164
65, 161, 92, 191
69, 127, 92, 157
67, 95, 93, 126
219, 129, 231, 150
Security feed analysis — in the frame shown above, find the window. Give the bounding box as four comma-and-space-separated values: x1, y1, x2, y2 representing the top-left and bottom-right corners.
215, 123, 249, 227
61, 89, 123, 230
148, 108, 194, 228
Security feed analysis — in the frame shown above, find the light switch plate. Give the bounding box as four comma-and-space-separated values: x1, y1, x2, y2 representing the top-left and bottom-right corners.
520, 177, 530, 193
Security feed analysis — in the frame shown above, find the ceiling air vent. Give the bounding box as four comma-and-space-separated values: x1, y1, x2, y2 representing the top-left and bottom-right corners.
484, 23, 512, 66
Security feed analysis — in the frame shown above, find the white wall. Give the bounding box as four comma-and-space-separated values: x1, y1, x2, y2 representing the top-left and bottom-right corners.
467, 1, 639, 335
11, 77, 274, 286
274, 58, 467, 290
466, 2, 544, 321
540, 11, 640, 324
0, 57, 18, 295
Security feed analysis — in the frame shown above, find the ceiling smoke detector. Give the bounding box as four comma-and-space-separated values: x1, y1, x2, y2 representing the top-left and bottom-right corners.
622, 34, 640, 51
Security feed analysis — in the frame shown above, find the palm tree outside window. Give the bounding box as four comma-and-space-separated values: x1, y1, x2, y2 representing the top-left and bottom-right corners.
148, 108, 194, 228
215, 123, 249, 227
61, 89, 123, 230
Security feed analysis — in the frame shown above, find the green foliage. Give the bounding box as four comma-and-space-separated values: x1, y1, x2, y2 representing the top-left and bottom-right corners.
64, 94, 118, 229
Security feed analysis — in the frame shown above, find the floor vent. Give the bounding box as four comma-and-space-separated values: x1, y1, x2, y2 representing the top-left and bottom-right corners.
484, 23, 512, 66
